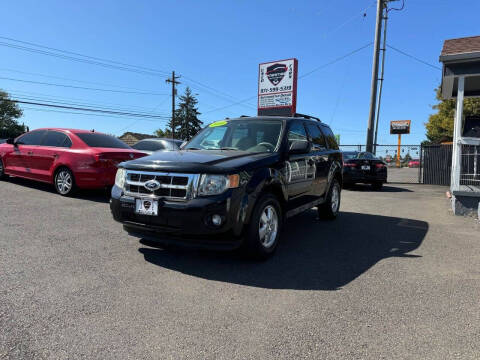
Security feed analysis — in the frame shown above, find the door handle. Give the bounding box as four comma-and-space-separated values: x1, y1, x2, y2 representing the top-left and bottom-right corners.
27, 151, 33, 155
53, 154, 59, 158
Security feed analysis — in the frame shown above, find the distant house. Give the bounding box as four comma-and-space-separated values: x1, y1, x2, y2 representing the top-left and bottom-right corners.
119, 132, 155, 146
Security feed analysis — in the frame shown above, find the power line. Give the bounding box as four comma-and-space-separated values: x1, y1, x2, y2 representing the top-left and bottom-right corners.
7, 89, 170, 114
12, 94, 169, 117
0, 68, 166, 93
0, 76, 169, 96
299, 42, 373, 78
6, 98, 171, 119
204, 43, 374, 115
0, 35, 257, 109
21, 106, 168, 124
386, 44, 441, 70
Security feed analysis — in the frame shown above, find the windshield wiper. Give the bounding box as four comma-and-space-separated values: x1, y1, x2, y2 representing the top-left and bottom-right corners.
219, 147, 238, 151
185, 147, 201, 150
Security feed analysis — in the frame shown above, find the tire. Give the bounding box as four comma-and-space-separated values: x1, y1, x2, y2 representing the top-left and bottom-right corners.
318, 179, 341, 220
54, 167, 76, 196
243, 194, 283, 259
0, 158, 7, 180
371, 182, 383, 190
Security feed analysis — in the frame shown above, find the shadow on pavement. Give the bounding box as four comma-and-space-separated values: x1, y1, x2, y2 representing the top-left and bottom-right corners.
138, 210, 428, 291
5, 176, 110, 203
345, 184, 414, 192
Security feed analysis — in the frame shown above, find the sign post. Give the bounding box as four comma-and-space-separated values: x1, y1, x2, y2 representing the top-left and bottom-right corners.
258, 58, 298, 117
390, 120, 411, 168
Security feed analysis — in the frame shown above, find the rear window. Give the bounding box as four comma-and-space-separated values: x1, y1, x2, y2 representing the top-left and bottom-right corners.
343, 152, 358, 160
75, 133, 130, 149
320, 125, 339, 150
132, 140, 166, 151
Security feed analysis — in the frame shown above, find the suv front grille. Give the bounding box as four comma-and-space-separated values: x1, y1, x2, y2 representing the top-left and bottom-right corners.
124, 170, 199, 201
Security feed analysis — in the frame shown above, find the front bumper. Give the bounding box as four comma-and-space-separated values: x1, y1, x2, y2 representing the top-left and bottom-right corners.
110, 185, 246, 250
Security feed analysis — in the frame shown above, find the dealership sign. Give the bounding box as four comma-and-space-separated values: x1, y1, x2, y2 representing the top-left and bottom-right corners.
258, 58, 298, 116
390, 120, 411, 134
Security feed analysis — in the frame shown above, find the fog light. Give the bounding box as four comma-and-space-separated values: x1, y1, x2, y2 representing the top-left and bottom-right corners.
211, 214, 222, 226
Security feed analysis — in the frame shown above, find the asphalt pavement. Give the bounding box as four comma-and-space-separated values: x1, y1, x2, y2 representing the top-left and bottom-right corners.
1, 177, 479, 359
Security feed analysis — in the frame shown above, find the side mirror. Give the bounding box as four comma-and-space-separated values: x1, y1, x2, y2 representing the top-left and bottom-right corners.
6, 138, 15, 145
289, 140, 311, 154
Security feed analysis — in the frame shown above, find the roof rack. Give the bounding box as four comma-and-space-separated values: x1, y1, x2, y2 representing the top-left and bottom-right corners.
294, 113, 322, 122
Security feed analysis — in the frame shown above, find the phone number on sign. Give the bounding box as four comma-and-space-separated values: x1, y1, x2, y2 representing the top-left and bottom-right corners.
260, 85, 292, 94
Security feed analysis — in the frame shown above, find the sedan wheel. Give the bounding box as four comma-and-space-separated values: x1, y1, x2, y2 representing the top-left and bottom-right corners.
0, 158, 6, 179
55, 168, 75, 195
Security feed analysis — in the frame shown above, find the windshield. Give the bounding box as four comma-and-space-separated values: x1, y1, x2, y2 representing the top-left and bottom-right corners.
184, 119, 283, 153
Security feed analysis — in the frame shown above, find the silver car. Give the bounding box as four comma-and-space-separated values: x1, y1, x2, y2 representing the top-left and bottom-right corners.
131, 138, 183, 155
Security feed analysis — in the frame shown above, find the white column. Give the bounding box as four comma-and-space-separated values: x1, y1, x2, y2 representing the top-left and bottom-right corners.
451, 76, 465, 191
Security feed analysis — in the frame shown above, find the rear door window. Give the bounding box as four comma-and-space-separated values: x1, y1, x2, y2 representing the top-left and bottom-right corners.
42, 131, 72, 148
75, 133, 130, 149
17, 130, 47, 145
320, 125, 339, 150
305, 123, 327, 150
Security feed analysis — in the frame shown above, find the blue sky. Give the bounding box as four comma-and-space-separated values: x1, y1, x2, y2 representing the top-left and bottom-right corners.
1, 0, 479, 144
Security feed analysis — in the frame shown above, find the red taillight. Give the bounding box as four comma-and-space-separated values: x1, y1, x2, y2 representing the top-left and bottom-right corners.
343, 162, 356, 167
375, 163, 385, 168
91, 154, 110, 168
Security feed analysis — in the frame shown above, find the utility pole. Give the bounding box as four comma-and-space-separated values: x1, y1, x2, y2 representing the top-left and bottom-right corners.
373, 9, 389, 154
166, 71, 181, 138
366, 0, 384, 153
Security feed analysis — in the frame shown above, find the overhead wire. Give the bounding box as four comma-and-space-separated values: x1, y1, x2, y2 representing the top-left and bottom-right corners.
386, 44, 441, 70
0, 76, 169, 96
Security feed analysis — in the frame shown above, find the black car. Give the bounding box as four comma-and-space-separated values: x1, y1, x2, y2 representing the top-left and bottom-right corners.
131, 138, 183, 155
110, 115, 343, 258
342, 151, 387, 189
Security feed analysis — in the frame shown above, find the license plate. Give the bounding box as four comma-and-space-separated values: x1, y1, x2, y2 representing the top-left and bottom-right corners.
135, 199, 158, 216
361, 165, 370, 170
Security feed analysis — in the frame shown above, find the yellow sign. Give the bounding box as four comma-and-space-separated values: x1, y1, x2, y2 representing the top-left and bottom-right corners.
209, 120, 228, 128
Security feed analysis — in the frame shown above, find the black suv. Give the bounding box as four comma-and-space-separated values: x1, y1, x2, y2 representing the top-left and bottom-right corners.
110, 115, 343, 258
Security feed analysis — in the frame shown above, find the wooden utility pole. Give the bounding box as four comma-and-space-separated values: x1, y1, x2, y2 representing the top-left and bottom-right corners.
366, 0, 384, 153
166, 71, 181, 138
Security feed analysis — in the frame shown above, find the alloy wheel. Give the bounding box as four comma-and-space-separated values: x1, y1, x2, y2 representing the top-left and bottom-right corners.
258, 205, 278, 248
331, 184, 340, 213
56, 170, 73, 195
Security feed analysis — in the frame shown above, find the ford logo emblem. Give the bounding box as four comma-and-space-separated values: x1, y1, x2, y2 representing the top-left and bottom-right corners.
144, 179, 161, 191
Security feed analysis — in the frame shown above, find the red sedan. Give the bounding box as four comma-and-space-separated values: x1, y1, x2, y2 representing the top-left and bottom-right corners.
0, 128, 146, 195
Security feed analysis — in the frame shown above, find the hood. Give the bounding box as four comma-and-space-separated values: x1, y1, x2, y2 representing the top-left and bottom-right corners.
120, 149, 279, 173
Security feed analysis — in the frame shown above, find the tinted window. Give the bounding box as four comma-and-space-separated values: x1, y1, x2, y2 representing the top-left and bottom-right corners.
132, 140, 165, 151
75, 133, 130, 149
288, 121, 307, 142
343, 152, 358, 160
17, 130, 47, 145
42, 131, 71, 148
305, 123, 327, 150
320, 125, 339, 150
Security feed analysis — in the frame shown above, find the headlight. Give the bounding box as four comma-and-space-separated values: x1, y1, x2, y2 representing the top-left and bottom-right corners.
115, 168, 126, 189
197, 174, 239, 196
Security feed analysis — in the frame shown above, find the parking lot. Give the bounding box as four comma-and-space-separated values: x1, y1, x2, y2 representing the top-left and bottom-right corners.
1, 178, 479, 359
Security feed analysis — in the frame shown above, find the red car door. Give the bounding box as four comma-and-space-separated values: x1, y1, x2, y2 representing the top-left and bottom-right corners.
32, 131, 72, 182
20, 130, 47, 179
5, 130, 46, 178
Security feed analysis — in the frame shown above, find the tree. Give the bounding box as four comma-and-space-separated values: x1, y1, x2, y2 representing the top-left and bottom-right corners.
425, 86, 480, 143
174, 87, 202, 140
0, 90, 25, 138
154, 127, 172, 138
